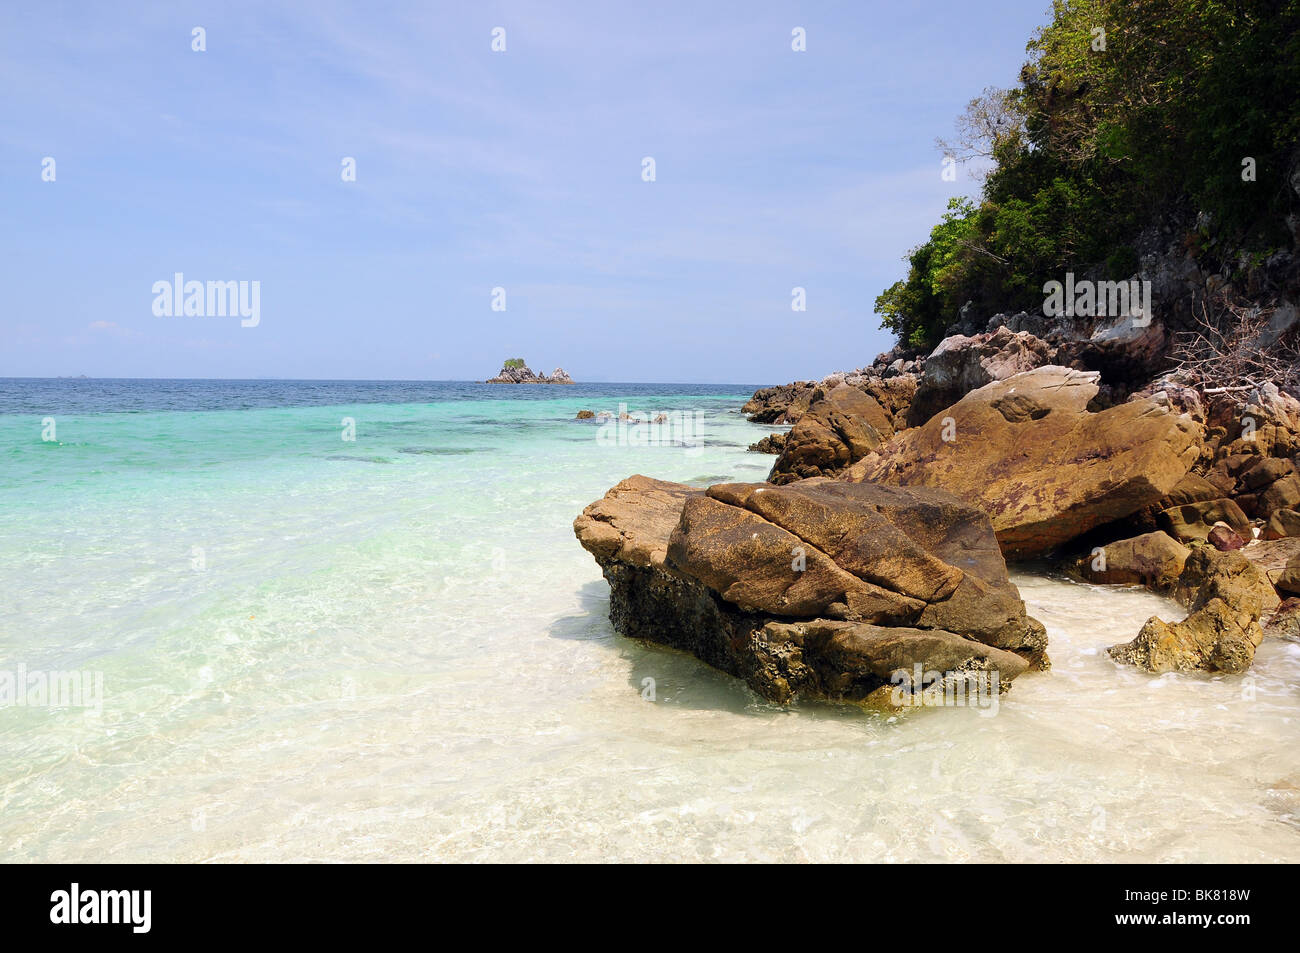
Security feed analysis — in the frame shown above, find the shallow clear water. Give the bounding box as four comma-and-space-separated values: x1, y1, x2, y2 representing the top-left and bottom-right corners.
1, 379, 1297, 862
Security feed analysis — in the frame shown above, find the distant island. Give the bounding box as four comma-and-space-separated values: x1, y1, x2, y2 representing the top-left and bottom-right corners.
486, 358, 575, 384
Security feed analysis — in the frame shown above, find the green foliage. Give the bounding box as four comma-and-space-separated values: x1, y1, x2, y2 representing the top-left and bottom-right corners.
878, 0, 1300, 349
876, 198, 983, 349
502, 358, 526, 369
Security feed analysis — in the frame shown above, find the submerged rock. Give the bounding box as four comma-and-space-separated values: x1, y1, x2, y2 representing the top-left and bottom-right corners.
574, 474, 1046, 705
747, 432, 787, 454
843, 366, 1201, 559
1108, 546, 1279, 674
1108, 598, 1263, 674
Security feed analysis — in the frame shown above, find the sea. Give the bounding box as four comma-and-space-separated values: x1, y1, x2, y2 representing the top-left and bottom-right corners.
1, 378, 1297, 861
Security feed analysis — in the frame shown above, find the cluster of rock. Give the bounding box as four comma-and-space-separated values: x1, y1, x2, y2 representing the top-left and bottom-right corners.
487, 362, 575, 384
768, 377, 917, 485
573, 232, 1300, 703
844, 367, 1201, 559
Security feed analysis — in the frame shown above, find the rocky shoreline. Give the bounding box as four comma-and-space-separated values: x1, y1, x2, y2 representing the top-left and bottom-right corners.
578, 375, 1298, 703
574, 237, 1300, 707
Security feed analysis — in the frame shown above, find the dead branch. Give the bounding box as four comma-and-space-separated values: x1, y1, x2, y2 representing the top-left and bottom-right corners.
1168, 292, 1299, 397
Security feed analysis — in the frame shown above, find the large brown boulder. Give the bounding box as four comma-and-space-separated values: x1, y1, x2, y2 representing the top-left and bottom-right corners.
1078, 531, 1189, 592
574, 475, 1047, 704
572, 474, 700, 569
843, 366, 1202, 559
1164, 473, 1228, 508
1122, 472, 1223, 535
757, 620, 1029, 703
1261, 474, 1300, 517
767, 384, 897, 484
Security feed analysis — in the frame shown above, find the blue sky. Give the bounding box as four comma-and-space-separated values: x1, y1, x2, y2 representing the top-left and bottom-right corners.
2, 1, 1048, 383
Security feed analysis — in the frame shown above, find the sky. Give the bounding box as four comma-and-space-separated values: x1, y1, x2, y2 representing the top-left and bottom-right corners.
1, 1, 1049, 383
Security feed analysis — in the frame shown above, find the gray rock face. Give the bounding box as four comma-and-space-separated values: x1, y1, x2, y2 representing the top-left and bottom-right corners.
574, 474, 1047, 705
906, 327, 1053, 426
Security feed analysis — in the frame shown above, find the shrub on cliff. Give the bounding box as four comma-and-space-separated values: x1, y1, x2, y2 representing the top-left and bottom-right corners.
878, 0, 1300, 350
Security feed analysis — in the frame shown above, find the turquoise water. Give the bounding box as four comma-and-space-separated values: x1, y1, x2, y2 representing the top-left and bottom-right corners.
2, 379, 1299, 862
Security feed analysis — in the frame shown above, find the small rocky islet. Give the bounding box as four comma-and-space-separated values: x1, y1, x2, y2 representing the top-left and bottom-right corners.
573, 258, 1300, 707
486, 359, 574, 384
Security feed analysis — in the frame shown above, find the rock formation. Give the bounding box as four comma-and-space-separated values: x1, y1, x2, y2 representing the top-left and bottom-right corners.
766, 384, 897, 485
843, 366, 1202, 558
906, 327, 1053, 426
1108, 598, 1264, 674
1077, 531, 1190, 592
1107, 546, 1279, 674
486, 361, 576, 384
742, 382, 817, 424
574, 474, 1047, 705
747, 432, 787, 454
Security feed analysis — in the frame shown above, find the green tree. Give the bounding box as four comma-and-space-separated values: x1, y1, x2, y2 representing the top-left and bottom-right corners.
878, 0, 1300, 347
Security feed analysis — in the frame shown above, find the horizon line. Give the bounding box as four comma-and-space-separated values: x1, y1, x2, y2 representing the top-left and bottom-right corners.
0, 375, 776, 387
